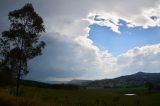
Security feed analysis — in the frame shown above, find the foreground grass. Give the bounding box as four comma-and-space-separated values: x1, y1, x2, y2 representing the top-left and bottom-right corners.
0, 86, 160, 106
0, 87, 60, 106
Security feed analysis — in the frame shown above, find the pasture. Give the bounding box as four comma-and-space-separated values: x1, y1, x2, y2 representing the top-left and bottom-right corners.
0, 86, 160, 106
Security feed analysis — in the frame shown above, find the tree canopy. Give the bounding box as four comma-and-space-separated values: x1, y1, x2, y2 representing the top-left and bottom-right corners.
0, 3, 45, 95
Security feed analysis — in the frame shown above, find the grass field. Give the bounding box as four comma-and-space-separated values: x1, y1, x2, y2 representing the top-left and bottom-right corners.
0, 86, 160, 106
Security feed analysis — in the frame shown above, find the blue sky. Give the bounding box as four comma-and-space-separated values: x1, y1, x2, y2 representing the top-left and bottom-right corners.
89, 20, 160, 55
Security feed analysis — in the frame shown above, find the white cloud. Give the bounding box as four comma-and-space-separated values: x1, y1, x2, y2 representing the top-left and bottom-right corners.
87, 12, 121, 33
116, 44, 160, 75
86, 6, 160, 33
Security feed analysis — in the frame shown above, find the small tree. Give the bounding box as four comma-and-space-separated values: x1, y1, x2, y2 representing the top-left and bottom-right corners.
0, 3, 45, 96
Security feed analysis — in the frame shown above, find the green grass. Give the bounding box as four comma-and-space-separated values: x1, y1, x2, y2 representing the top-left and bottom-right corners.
1, 86, 160, 106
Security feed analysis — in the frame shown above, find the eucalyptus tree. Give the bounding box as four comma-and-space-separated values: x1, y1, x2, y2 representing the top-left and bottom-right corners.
0, 3, 45, 95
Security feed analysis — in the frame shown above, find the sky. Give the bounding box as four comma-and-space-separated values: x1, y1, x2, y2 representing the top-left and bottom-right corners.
0, 0, 160, 82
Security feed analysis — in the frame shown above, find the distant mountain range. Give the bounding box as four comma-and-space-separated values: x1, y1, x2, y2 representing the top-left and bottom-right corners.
22, 72, 160, 88
68, 72, 160, 88
68, 79, 92, 85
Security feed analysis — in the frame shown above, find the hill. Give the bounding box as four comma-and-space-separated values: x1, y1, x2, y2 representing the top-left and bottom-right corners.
21, 72, 160, 88
68, 79, 92, 86
20, 80, 80, 89
87, 72, 160, 88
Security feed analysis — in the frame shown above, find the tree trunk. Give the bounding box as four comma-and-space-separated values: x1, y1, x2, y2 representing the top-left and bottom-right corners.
16, 69, 21, 96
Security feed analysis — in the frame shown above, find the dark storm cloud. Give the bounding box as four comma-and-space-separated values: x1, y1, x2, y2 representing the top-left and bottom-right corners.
26, 32, 104, 81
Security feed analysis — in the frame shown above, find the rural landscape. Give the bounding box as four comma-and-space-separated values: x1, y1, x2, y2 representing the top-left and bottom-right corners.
1, 0, 160, 106
1, 72, 160, 106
